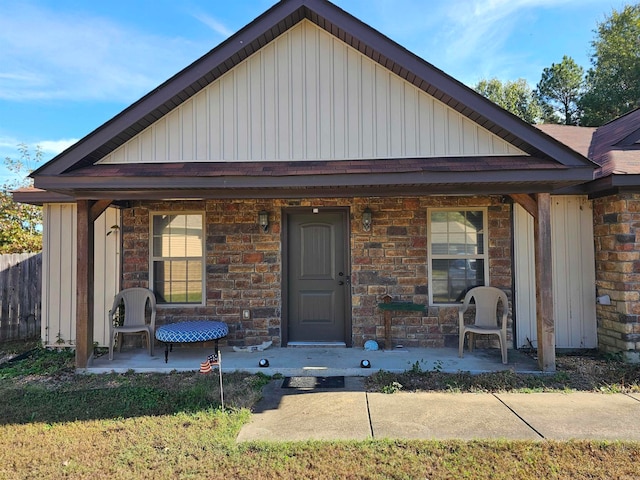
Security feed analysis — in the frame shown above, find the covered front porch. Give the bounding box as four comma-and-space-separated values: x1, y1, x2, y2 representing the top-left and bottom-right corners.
85, 345, 540, 376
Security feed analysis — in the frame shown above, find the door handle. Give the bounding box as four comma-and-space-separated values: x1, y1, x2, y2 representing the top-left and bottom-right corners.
338, 281, 344, 285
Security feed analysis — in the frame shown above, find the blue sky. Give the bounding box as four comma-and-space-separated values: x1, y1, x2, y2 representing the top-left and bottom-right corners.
0, 0, 630, 181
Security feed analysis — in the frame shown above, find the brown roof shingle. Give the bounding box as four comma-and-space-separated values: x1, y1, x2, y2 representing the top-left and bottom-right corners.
589, 108, 640, 177
536, 124, 596, 158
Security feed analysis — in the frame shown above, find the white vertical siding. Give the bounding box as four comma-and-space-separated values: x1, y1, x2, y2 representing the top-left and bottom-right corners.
551, 196, 597, 348
98, 20, 525, 165
514, 197, 597, 349
92, 208, 122, 346
42, 204, 76, 347
513, 203, 538, 349
42, 204, 121, 348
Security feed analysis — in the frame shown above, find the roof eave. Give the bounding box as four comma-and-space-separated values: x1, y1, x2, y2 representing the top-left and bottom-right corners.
11, 188, 75, 206
32, 166, 594, 200
580, 173, 640, 198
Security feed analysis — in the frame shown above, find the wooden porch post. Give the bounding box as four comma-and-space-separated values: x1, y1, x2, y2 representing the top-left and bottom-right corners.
510, 193, 556, 372
75, 199, 113, 368
534, 193, 555, 372
76, 200, 95, 368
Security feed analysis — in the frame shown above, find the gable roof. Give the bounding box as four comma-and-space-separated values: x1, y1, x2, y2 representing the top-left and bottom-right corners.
579, 108, 640, 195
535, 124, 596, 158
534, 109, 640, 196
589, 108, 640, 176
30, 0, 595, 200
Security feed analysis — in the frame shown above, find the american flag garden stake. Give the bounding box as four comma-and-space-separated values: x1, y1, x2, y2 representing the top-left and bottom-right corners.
200, 351, 223, 410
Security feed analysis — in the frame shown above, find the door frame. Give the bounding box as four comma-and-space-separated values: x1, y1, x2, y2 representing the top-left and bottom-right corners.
281, 207, 352, 346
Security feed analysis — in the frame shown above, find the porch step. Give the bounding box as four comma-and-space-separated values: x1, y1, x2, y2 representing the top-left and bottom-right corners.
287, 342, 346, 348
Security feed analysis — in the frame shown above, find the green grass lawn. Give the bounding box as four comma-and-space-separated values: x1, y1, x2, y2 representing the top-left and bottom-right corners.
1, 343, 639, 479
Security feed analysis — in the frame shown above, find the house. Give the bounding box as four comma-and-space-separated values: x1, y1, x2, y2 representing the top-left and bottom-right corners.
17, 0, 639, 372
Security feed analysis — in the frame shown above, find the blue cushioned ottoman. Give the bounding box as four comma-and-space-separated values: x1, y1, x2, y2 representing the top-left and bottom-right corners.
155, 320, 228, 363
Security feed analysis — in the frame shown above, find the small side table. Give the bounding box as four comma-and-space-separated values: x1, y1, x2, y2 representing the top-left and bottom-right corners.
155, 320, 229, 363
377, 297, 426, 350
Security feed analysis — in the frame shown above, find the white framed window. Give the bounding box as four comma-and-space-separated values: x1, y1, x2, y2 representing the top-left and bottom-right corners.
427, 208, 489, 305
150, 212, 204, 305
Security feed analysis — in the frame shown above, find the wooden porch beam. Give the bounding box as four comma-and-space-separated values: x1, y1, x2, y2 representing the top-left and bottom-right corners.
76, 200, 96, 369
90, 199, 113, 222
533, 193, 555, 372
509, 194, 538, 219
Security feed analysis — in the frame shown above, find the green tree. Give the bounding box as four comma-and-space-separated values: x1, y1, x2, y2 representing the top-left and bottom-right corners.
580, 4, 640, 126
475, 78, 542, 124
536, 55, 584, 125
0, 145, 43, 253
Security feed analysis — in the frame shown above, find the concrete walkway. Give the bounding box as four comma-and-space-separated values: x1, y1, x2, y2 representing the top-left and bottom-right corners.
237, 377, 640, 442
89, 345, 640, 442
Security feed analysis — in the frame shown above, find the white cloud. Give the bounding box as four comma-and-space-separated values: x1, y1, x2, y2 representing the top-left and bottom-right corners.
0, 3, 208, 103
0, 137, 21, 151
439, 1, 535, 64
439, 0, 606, 62
0, 137, 30, 164
0, 135, 75, 165
0, 136, 73, 153
192, 12, 235, 38
0, 136, 47, 183
38, 139, 78, 155
334, 0, 568, 86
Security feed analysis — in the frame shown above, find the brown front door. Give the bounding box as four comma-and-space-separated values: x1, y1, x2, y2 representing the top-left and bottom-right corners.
286, 210, 349, 344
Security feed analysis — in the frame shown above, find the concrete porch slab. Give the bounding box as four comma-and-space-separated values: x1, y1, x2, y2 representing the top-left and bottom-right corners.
85, 345, 540, 376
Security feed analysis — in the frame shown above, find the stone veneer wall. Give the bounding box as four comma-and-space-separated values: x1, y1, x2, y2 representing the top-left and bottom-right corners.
121, 196, 512, 349
593, 194, 640, 362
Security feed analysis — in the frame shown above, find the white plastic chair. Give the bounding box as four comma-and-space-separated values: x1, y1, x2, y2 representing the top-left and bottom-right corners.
108, 288, 156, 360
458, 286, 509, 364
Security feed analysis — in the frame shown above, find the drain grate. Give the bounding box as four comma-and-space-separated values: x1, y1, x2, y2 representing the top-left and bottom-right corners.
281, 376, 345, 389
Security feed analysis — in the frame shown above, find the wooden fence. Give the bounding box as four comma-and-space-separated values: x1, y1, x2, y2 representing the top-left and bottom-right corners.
0, 253, 42, 342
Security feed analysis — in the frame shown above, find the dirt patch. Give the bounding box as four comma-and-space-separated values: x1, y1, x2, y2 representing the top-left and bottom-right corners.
554, 353, 640, 390
366, 352, 640, 393
0, 340, 41, 365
